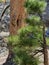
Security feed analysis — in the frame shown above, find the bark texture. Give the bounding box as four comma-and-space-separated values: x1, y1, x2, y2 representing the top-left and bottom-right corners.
10, 0, 26, 35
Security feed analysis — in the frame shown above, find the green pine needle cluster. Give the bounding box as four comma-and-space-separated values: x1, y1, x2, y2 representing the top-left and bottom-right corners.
25, 0, 47, 13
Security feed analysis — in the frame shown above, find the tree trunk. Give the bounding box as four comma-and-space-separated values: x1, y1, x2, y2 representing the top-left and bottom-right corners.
10, 0, 26, 35
43, 24, 48, 65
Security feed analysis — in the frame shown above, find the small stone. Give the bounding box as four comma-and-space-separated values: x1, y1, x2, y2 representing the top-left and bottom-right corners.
0, 31, 10, 37
3, 37, 8, 43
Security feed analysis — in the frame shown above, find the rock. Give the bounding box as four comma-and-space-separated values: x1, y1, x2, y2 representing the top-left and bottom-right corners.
0, 2, 10, 65
0, 47, 9, 65
0, 31, 10, 37
1, 43, 7, 47
3, 37, 8, 43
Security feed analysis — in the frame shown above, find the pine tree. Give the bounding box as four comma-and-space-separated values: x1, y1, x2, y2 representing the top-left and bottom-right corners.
8, 0, 48, 65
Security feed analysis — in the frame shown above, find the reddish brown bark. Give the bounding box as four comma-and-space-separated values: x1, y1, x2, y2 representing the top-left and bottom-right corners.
10, 0, 26, 35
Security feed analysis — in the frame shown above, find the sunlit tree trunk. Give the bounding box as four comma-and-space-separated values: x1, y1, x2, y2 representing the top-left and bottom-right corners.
10, 0, 26, 35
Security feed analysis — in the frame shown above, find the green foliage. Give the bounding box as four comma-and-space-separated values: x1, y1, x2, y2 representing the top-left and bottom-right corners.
25, 0, 47, 13
8, 25, 43, 47
8, 34, 39, 65
26, 15, 41, 26
8, 25, 42, 65
13, 47, 39, 65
